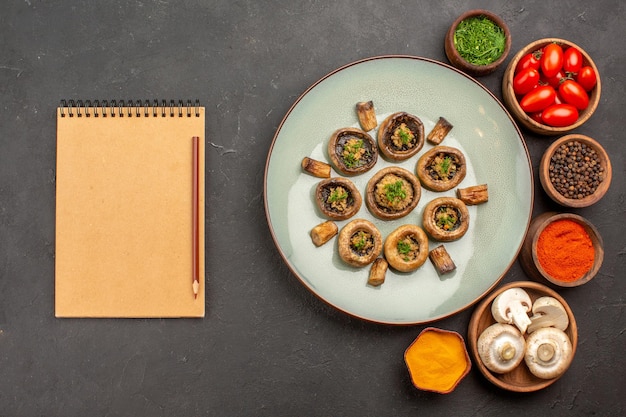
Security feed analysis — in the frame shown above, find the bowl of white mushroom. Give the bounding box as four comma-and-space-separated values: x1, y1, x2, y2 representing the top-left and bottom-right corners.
467, 281, 577, 392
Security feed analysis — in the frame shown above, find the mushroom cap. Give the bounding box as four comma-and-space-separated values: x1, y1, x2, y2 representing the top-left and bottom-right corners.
524, 327, 573, 379
383, 224, 429, 272
365, 166, 421, 220
416, 145, 467, 191
327, 127, 378, 176
377, 112, 425, 161
337, 218, 383, 267
477, 323, 526, 374
422, 197, 469, 242
491, 287, 532, 333
314, 177, 362, 221
528, 296, 569, 333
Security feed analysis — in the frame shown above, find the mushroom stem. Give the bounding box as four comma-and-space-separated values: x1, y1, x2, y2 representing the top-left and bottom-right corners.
500, 342, 517, 361
537, 343, 555, 362
491, 288, 533, 334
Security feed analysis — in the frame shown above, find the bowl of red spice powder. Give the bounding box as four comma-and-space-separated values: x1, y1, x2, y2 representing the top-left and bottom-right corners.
519, 212, 604, 287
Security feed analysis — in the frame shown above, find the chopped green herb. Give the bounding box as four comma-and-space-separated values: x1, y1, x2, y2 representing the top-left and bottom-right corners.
391, 123, 415, 148
353, 231, 367, 251
399, 126, 413, 144
342, 139, 365, 168
439, 156, 452, 174
453, 15, 506, 66
397, 240, 411, 255
435, 207, 459, 230
437, 214, 456, 229
384, 180, 407, 203
328, 188, 347, 203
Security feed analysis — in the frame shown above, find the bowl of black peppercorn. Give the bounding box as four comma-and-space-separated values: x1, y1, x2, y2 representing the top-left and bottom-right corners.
540, 134, 612, 208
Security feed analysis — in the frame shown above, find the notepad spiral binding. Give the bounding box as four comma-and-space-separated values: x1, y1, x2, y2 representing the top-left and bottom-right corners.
59, 99, 201, 118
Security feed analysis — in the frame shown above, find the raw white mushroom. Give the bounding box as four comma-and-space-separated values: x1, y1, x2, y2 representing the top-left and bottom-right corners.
491, 288, 533, 334
527, 296, 569, 334
477, 323, 526, 374
524, 327, 573, 379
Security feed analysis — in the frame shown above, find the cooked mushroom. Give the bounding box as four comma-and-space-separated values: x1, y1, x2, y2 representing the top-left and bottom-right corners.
310, 221, 338, 247
416, 146, 467, 191
422, 197, 469, 241
367, 258, 388, 287
377, 112, 425, 161
429, 244, 456, 274
426, 116, 453, 145
527, 296, 570, 334
524, 327, 573, 379
327, 127, 377, 176
337, 219, 383, 267
477, 323, 526, 374
491, 288, 533, 334
356, 101, 378, 132
456, 184, 489, 205
365, 166, 421, 220
315, 177, 362, 220
383, 224, 429, 272
301, 157, 331, 178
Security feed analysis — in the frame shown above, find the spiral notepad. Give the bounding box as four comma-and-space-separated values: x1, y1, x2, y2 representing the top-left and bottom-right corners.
55, 100, 205, 318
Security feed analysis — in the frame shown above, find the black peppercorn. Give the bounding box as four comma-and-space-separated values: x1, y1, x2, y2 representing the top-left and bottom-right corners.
549, 141, 604, 199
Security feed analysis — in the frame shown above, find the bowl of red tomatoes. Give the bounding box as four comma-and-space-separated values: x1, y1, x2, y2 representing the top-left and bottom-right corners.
502, 38, 600, 135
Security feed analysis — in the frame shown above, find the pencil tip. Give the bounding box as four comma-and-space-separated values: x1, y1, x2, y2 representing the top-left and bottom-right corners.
193, 279, 200, 298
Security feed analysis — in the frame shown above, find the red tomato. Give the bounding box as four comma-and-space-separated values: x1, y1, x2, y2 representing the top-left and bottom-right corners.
529, 111, 543, 124
513, 68, 540, 95
563, 47, 583, 73
554, 91, 564, 105
559, 79, 589, 110
541, 104, 579, 127
541, 44, 564, 78
515, 51, 541, 73
519, 86, 556, 113
541, 69, 566, 88
576, 66, 597, 91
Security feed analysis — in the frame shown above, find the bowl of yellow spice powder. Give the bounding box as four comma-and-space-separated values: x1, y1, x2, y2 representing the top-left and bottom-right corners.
519, 212, 604, 287
404, 327, 471, 394
445, 9, 511, 76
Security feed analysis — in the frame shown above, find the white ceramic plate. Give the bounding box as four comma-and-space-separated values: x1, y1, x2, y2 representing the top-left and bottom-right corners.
264, 56, 533, 325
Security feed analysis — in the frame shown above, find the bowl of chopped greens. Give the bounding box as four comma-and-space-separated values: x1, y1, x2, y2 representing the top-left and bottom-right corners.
445, 9, 511, 77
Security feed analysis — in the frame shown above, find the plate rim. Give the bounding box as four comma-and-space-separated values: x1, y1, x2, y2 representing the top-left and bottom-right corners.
263, 54, 534, 325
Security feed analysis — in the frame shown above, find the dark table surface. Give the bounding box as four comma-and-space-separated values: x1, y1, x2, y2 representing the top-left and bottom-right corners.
1, 1, 624, 416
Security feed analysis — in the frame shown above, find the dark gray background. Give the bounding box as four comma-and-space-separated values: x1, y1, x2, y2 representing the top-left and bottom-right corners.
1, 1, 624, 416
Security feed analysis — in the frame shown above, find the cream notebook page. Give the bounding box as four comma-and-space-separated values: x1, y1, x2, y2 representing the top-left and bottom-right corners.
55, 101, 205, 317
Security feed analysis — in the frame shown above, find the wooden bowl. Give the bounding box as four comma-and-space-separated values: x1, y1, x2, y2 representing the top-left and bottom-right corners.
502, 38, 601, 135
468, 281, 578, 392
539, 134, 612, 208
444, 9, 511, 76
519, 212, 604, 287
404, 327, 471, 394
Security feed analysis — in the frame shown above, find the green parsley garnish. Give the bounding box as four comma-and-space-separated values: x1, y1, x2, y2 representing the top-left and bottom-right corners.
439, 156, 452, 175
398, 128, 412, 144
397, 240, 411, 255
437, 214, 456, 229
343, 139, 364, 168
328, 188, 347, 203
435, 207, 459, 230
384, 180, 407, 202
453, 16, 506, 66
353, 231, 367, 251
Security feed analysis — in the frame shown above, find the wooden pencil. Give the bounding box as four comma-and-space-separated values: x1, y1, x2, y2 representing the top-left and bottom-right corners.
192, 136, 200, 299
